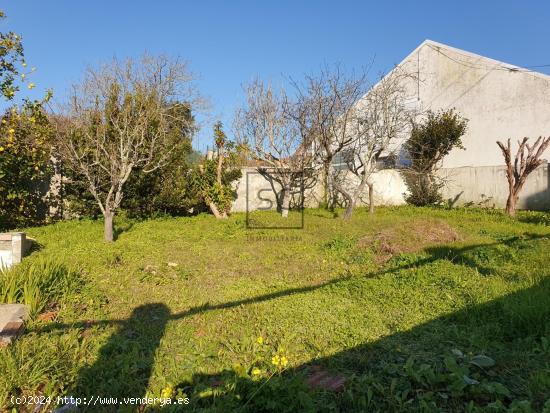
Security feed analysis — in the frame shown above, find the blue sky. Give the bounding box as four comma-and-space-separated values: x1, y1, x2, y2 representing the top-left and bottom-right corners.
3, 1, 550, 151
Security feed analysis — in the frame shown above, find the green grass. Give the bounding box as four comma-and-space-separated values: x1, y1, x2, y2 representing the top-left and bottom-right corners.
1, 206, 549, 412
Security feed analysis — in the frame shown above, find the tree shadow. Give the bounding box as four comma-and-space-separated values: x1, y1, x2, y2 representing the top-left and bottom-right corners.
517, 212, 550, 226
40, 233, 549, 411
74, 303, 170, 408
113, 221, 134, 241
180, 277, 550, 412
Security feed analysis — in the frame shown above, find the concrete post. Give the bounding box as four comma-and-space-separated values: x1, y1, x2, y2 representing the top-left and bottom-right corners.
10, 232, 26, 265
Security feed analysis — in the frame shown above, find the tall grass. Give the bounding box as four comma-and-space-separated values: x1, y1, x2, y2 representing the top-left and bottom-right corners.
0, 258, 82, 318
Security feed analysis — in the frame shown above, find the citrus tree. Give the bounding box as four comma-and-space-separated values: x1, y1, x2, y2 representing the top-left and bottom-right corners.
0, 9, 53, 229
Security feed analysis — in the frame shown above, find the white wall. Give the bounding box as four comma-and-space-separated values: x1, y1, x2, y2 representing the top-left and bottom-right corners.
231, 168, 406, 212
231, 164, 550, 212
439, 163, 550, 209
378, 40, 550, 168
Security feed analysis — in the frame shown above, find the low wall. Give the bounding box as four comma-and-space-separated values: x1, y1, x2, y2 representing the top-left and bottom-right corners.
231, 168, 406, 212
0, 233, 31, 269
231, 167, 323, 212
231, 163, 550, 212
438, 163, 550, 210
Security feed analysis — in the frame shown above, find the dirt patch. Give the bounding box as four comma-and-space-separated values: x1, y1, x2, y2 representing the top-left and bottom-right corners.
360, 219, 460, 263
305, 365, 346, 392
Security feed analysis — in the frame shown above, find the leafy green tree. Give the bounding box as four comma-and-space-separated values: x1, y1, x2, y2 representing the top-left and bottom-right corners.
0, 10, 24, 100
0, 9, 53, 230
120, 103, 197, 218
403, 109, 468, 206
191, 122, 243, 218
0, 103, 53, 229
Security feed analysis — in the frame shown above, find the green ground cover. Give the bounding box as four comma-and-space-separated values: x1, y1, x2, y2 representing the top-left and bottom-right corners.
1, 206, 549, 412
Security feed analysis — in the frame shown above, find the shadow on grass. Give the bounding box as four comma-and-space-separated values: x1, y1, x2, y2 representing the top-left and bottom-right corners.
517, 212, 550, 226
113, 221, 134, 241
37, 233, 549, 411
74, 303, 170, 403
180, 276, 550, 412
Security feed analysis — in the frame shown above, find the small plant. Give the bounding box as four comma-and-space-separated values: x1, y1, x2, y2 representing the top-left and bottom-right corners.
190, 122, 243, 219
323, 235, 356, 254
0, 257, 82, 318
183, 336, 315, 412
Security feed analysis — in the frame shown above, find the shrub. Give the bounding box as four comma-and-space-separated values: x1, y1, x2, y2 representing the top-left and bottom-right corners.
0, 101, 53, 230
403, 109, 468, 206
189, 122, 243, 218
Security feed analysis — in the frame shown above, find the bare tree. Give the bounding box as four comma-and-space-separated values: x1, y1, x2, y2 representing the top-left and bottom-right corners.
56, 55, 198, 241
331, 69, 412, 219
290, 65, 369, 208
496, 136, 550, 216
235, 79, 313, 217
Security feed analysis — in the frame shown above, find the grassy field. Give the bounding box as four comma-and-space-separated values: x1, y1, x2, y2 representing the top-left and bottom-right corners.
1, 206, 549, 412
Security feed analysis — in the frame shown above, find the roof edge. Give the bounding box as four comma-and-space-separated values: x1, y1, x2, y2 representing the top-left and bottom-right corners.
405, 39, 550, 82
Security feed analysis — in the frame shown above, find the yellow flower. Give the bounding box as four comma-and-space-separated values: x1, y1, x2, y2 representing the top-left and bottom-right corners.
160, 385, 174, 398
8, 128, 15, 134
21, 73, 25, 80
0, 147, 4, 152
233, 363, 247, 376
256, 336, 264, 345
27, 83, 36, 90
22, 62, 27, 67
251, 367, 262, 376
280, 356, 288, 367
271, 355, 280, 366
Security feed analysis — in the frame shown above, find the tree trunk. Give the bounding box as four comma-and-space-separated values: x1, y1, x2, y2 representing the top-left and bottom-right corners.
505, 190, 517, 216
281, 189, 291, 218
368, 183, 374, 214
104, 210, 114, 242
208, 201, 227, 219
343, 199, 356, 220
334, 183, 354, 220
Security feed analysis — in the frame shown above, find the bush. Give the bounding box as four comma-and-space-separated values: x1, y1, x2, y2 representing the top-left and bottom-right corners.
0, 102, 53, 230
402, 170, 444, 206
403, 109, 467, 206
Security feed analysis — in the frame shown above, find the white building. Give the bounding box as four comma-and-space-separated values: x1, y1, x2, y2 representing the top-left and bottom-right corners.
387, 39, 550, 168
348, 39, 550, 210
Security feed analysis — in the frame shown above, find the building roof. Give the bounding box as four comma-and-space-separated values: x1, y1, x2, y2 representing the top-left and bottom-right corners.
401, 39, 550, 83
